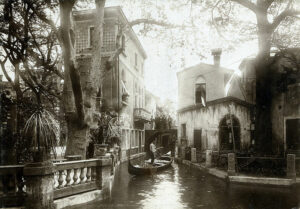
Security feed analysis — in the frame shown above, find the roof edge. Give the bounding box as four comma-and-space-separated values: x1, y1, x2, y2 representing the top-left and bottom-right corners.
177, 96, 253, 113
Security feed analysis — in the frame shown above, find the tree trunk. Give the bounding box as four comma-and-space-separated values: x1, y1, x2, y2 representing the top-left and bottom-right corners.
62, 0, 106, 158
59, 0, 88, 158
254, 18, 273, 155
65, 118, 89, 157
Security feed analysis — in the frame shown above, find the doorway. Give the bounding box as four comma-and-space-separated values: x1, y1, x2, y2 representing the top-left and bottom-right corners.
194, 129, 202, 150
286, 118, 300, 153
219, 114, 240, 152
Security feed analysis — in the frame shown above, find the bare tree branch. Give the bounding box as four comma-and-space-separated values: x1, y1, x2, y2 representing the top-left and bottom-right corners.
129, 18, 184, 28
264, 0, 275, 9
230, 0, 258, 14
271, 9, 300, 31
28, 3, 63, 45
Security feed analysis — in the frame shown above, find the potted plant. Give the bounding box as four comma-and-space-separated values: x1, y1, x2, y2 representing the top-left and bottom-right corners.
23, 107, 59, 163
90, 112, 112, 157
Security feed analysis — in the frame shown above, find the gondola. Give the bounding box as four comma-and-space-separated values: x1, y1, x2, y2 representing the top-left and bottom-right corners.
128, 155, 173, 175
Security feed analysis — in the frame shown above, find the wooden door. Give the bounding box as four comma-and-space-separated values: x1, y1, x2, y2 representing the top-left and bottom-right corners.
194, 129, 202, 150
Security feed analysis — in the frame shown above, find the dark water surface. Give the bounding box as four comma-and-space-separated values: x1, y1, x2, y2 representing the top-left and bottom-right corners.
71, 162, 300, 209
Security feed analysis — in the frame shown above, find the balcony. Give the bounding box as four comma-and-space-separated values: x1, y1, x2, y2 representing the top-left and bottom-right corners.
133, 108, 151, 122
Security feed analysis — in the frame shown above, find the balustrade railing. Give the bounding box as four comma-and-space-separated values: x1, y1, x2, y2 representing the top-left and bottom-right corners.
0, 158, 112, 207
0, 165, 26, 207
53, 159, 99, 199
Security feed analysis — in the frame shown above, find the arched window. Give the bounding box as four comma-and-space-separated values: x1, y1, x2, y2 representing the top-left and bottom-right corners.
195, 76, 206, 105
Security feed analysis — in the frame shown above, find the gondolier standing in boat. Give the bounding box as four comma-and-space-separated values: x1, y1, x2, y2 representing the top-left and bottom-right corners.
150, 141, 156, 164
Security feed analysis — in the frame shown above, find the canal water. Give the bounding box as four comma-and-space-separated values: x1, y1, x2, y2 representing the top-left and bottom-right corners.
70, 162, 300, 209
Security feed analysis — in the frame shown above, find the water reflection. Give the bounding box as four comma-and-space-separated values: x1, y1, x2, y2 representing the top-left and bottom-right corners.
139, 164, 186, 209
69, 162, 300, 209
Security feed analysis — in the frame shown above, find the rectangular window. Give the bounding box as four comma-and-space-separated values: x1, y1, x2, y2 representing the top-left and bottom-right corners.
135, 131, 139, 147
89, 26, 94, 47
135, 53, 138, 67
181, 124, 186, 138
131, 130, 134, 147
134, 83, 138, 108
103, 25, 115, 52
195, 83, 206, 105
122, 129, 126, 148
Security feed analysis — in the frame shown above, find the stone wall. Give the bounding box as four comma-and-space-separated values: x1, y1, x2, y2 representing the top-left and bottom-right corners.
178, 99, 251, 152
271, 83, 300, 155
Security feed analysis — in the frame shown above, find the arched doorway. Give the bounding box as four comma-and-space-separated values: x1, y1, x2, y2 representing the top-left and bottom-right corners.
219, 114, 241, 152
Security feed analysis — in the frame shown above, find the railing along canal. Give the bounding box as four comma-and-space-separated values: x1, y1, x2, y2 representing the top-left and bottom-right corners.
54, 159, 98, 199
0, 158, 112, 207
0, 164, 26, 207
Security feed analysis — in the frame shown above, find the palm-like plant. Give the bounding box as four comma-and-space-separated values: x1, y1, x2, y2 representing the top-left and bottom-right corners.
23, 108, 59, 160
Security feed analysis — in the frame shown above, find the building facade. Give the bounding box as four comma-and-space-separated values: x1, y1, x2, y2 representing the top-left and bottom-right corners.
239, 49, 300, 156
73, 7, 150, 161
177, 50, 253, 156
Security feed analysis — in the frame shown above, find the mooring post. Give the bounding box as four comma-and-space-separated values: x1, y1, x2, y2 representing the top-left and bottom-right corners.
191, 148, 197, 163
286, 154, 296, 180
227, 153, 236, 176
205, 150, 212, 168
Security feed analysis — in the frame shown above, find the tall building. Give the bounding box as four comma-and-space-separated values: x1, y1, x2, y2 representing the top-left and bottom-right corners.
73, 7, 150, 161
239, 49, 300, 155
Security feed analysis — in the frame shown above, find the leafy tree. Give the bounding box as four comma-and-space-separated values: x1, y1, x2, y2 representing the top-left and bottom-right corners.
0, 0, 62, 162
122, 0, 300, 154
211, 0, 300, 154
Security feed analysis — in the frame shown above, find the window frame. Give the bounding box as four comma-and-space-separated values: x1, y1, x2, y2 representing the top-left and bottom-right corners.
88, 26, 95, 48
181, 124, 186, 138
195, 83, 206, 105
195, 76, 206, 106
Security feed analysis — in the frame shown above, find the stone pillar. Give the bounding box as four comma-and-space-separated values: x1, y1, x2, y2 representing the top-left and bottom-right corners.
175, 146, 178, 158
191, 148, 197, 163
205, 150, 212, 168
24, 161, 55, 209
227, 153, 236, 176
287, 154, 296, 179
96, 156, 112, 199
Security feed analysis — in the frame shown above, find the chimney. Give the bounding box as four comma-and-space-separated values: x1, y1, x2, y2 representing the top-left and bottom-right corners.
211, 48, 222, 67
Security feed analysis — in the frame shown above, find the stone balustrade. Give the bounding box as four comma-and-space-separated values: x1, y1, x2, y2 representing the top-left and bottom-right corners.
0, 157, 112, 208
0, 165, 26, 207
53, 159, 101, 199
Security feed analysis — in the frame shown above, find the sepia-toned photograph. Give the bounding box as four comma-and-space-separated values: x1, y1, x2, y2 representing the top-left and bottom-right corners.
0, 0, 299, 208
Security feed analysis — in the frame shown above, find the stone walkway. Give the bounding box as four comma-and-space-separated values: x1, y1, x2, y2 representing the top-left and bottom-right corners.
177, 158, 299, 187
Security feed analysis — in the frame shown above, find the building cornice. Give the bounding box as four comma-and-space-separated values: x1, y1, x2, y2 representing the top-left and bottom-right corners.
177, 96, 254, 114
